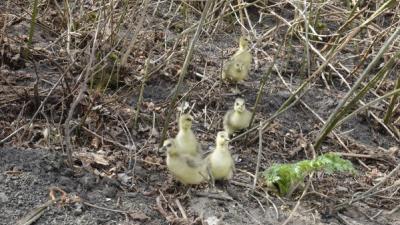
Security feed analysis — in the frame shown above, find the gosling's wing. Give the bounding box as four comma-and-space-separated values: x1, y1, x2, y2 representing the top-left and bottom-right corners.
227, 155, 235, 180
234, 50, 252, 64
184, 155, 204, 168
196, 142, 203, 155
222, 60, 235, 80
184, 155, 209, 181
232, 49, 245, 59
244, 109, 253, 127
233, 48, 243, 58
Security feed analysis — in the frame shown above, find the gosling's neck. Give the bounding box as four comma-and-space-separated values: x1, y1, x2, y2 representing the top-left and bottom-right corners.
239, 45, 248, 52
168, 152, 177, 157
179, 125, 191, 133
167, 149, 178, 157
216, 142, 229, 151
239, 40, 249, 51
234, 110, 244, 115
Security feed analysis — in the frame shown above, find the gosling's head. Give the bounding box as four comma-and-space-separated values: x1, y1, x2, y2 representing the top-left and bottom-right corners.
216, 131, 229, 146
234, 62, 243, 72
239, 36, 249, 50
179, 114, 193, 130
233, 98, 246, 113
162, 138, 177, 156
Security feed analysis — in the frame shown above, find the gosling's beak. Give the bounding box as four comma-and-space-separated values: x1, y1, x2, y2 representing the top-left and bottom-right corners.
159, 146, 167, 152
190, 116, 197, 123
159, 146, 167, 156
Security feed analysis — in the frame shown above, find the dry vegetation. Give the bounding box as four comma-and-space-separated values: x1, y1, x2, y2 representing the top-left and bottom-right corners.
0, 0, 400, 224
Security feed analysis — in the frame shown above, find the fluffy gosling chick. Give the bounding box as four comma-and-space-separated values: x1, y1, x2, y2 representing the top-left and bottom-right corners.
233, 36, 252, 66
222, 61, 247, 83
222, 37, 252, 83
175, 114, 201, 156
208, 131, 234, 180
163, 139, 209, 185
223, 98, 252, 136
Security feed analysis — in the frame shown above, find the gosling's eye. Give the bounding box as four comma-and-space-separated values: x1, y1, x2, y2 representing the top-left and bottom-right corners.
167, 143, 172, 147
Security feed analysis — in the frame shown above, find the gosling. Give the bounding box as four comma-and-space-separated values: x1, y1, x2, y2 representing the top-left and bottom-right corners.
207, 131, 234, 181
222, 37, 252, 83
163, 139, 209, 185
223, 98, 252, 136
175, 114, 201, 156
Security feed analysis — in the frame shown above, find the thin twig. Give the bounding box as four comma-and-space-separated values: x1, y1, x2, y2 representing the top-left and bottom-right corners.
0, 73, 65, 145
16, 199, 55, 225
336, 163, 400, 210
133, 59, 150, 129
64, 11, 102, 166
175, 199, 188, 220
248, 40, 283, 129
314, 26, 400, 149
26, 0, 39, 56
253, 121, 263, 190
82, 201, 132, 214
120, 0, 149, 66
383, 74, 400, 124
281, 175, 312, 225
159, 0, 213, 147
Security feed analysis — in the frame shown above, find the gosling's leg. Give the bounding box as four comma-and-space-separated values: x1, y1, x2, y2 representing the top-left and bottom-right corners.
207, 166, 216, 192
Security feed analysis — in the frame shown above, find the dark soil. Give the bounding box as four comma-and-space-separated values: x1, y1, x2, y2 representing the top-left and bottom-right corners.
0, 148, 165, 225
1, 147, 399, 225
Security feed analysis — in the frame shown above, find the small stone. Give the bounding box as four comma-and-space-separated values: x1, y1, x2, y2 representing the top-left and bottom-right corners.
58, 176, 76, 192
13, 165, 23, 172
337, 186, 348, 192
149, 174, 158, 182
0, 174, 5, 182
59, 176, 73, 186
79, 174, 97, 190
73, 202, 84, 216
62, 168, 74, 177
0, 192, 9, 203
86, 190, 102, 202
103, 186, 117, 198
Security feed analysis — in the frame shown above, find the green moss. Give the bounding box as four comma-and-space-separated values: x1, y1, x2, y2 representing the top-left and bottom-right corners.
262, 153, 355, 196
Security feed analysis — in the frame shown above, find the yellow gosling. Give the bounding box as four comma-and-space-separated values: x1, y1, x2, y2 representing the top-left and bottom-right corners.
222, 37, 252, 83
175, 114, 201, 156
163, 139, 209, 185
223, 98, 252, 135
207, 131, 234, 180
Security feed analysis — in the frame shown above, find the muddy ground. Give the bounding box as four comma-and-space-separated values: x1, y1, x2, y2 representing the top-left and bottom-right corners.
1, 0, 400, 225
1, 146, 398, 225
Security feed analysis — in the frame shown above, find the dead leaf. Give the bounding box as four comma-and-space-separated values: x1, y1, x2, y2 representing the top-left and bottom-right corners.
129, 211, 150, 221
117, 173, 131, 184
91, 137, 100, 149
75, 152, 110, 167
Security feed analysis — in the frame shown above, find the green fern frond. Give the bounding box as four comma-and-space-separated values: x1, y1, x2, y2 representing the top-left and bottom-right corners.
262, 153, 355, 196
